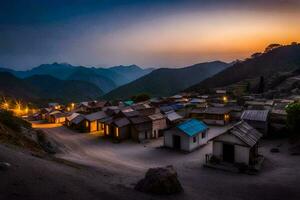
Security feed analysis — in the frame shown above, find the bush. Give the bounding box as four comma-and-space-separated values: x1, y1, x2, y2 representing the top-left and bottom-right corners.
131, 93, 150, 103
286, 103, 300, 135
0, 110, 31, 132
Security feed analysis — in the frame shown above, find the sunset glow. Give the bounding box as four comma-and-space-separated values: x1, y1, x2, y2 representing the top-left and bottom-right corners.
1, 0, 300, 68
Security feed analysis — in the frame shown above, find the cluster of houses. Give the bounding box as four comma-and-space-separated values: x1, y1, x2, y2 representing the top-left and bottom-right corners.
32, 91, 299, 169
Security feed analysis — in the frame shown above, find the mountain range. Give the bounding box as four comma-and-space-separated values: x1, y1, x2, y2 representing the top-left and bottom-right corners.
1, 43, 299, 104
104, 61, 229, 100
0, 72, 103, 105
0, 63, 153, 93
185, 44, 300, 93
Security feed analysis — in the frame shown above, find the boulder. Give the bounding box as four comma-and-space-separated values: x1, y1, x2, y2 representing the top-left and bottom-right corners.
135, 165, 183, 194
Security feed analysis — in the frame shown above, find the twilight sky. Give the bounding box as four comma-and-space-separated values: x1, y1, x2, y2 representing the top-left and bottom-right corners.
1, 0, 300, 70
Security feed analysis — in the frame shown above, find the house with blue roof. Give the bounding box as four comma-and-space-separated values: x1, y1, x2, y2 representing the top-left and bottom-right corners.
164, 119, 209, 152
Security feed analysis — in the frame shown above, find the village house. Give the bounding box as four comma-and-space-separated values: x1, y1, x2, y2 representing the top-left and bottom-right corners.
188, 98, 207, 108
48, 111, 67, 124
48, 102, 61, 110
84, 111, 108, 133
165, 111, 183, 125
68, 114, 86, 131
76, 101, 110, 114
269, 100, 293, 132
111, 118, 131, 140
65, 113, 80, 126
131, 103, 158, 116
209, 121, 262, 166
164, 119, 209, 152
148, 113, 167, 138
130, 116, 152, 142
40, 108, 52, 120
241, 110, 269, 135
189, 107, 231, 125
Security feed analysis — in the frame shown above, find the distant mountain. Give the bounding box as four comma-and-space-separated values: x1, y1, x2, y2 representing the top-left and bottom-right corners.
0, 72, 103, 104
109, 65, 153, 83
0, 63, 152, 93
103, 61, 229, 100
66, 67, 117, 93
185, 44, 300, 93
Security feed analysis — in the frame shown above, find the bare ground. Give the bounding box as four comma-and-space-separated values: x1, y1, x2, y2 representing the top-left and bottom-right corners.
1, 122, 300, 200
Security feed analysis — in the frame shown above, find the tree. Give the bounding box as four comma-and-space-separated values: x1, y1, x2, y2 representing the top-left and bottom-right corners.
131, 93, 150, 103
286, 103, 300, 134
258, 76, 265, 93
251, 52, 262, 59
246, 82, 251, 93
264, 44, 282, 52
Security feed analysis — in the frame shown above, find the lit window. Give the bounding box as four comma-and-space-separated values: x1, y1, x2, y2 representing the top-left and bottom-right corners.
116, 127, 119, 137
106, 125, 109, 135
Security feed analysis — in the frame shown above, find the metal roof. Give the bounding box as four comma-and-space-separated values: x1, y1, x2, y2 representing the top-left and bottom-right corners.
229, 121, 262, 147
130, 116, 151, 124
66, 113, 80, 121
194, 107, 231, 115
165, 111, 182, 122
85, 111, 107, 121
177, 119, 208, 137
113, 118, 130, 127
241, 110, 269, 122
148, 113, 165, 121
71, 115, 85, 124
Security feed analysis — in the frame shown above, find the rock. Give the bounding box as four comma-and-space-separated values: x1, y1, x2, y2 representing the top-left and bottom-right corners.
135, 165, 183, 194
0, 162, 11, 171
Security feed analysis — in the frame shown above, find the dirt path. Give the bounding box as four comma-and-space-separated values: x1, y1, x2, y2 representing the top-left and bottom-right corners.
2, 122, 299, 200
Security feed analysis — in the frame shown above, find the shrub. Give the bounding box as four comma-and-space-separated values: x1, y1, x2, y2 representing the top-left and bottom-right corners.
286, 103, 300, 135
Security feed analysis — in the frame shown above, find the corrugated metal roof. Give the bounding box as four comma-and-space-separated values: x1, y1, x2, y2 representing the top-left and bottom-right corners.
177, 119, 208, 137
71, 115, 85, 124
194, 107, 231, 115
66, 113, 80, 121
113, 118, 130, 127
165, 111, 182, 122
130, 116, 151, 124
148, 113, 165, 121
241, 110, 269, 122
229, 121, 262, 147
85, 111, 107, 121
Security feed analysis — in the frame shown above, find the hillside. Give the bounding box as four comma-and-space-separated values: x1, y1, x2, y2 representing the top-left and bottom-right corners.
66, 67, 117, 93
0, 72, 103, 104
185, 44, 300, 93
104, 61, 229, 100
0, 63, 152, 93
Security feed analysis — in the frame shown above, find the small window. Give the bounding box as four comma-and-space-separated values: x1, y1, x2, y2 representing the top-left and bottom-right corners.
202, 131, 206, 139
193, 136, 197, 143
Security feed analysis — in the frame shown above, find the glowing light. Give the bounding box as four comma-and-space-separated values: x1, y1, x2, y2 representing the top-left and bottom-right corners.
116, 127, 119, 138
223, 96, 228, 103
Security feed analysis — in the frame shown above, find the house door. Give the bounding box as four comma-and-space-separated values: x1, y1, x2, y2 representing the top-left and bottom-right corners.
173, 135, 181, 150
90, 121, 97, 132
223, 143, 235, 163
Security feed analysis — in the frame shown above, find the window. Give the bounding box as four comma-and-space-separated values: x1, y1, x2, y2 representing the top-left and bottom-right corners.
193, 136, 197, 143
202, 131, 206, 139
115, 127, 119, 137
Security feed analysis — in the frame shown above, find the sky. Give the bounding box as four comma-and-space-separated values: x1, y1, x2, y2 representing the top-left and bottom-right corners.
1, 0, 300, 70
